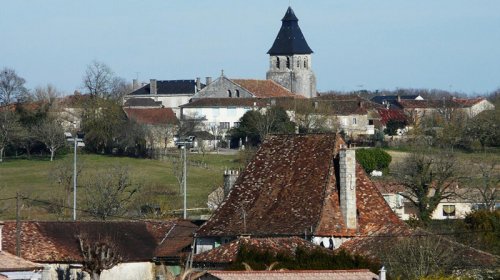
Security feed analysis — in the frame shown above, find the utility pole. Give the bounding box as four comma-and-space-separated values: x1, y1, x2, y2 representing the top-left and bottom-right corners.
16, 192, 21, 257
73, 134, 77, 221
182, 145, 187, 219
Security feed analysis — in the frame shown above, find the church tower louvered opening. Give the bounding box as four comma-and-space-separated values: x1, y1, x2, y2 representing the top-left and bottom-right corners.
266, 7, 317, 98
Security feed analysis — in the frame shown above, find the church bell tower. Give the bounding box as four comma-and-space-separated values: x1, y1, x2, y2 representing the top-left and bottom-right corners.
266, 7, 316, 98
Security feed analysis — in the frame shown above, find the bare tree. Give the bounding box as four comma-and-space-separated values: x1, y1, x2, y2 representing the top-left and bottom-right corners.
33, 117, 66, 161
0, 111, 23, 162
78, 235, 122, 280
49, 157, 84, 212
81, 165, 140, 220
393, 151, 463, 222
467, 162, 499, 211
83, 61, 115, 99
0, 67, 28, 105
33, 84, 60, 103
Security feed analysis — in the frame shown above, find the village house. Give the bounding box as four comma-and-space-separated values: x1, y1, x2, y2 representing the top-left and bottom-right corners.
123, 107, 179, 152
195, 134, 408, 254
195, 269, 379, 280
124, 79, 203, 116
1, 220, 198, 280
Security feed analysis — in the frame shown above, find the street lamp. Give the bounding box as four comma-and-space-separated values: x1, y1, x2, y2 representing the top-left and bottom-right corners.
65, 131, 84, 221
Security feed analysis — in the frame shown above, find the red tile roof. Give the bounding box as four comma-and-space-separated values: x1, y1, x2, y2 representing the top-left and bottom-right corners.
123, 107, 178, 125
451, 97, 486, 107
1, 221, 186, 263
376, 108, 407, 125
181, 98, 268, 108
193, 237, 330, 264
199, 269, 378, 280
0, 251, 42, 272
154, 220, 199, 258
232, 79, 304, 99
197, 134, 407, 238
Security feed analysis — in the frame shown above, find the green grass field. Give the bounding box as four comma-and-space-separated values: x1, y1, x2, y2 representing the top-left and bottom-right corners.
0, 152, 240, 220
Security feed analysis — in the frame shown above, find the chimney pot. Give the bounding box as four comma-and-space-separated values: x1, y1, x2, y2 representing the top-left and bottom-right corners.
196, 77, 201, 92
150, 79, 158, 95
206, 77, 212, 86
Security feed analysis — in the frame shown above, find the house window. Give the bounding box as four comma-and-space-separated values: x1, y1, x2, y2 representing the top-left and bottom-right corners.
276, 57, 280, 69
233, 122, 240, 128
296, 57, 300, 68
353, 118, 357, 125
368, 119, 374, 125
442, 205, 456, 217
219, 122, 230, 129
304, 57, 308, 68
228, 90, 232, 98
286, 57, 290, 69
236, 90, 240, 98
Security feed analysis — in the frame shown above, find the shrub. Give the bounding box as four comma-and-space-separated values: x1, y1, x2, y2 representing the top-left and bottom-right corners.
355, 148, 392, 173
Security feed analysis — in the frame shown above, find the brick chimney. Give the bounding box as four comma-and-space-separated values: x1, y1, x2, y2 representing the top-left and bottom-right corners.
223, 170, 239, 197
339, 146, 357, 229
150, 79, 157, 95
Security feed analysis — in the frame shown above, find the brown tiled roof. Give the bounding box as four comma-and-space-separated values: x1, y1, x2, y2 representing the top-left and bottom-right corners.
0, 251, 42, 272
154, 220, 198, 258
1, 221, 180, 263
397, 99, 462, 109
193, 237, 330, 264
198, 269, 378, 280
197, 134, 407, 238
123, 108, 178, 125
376, 108, 407, 125
451, 97, 486, 107
232, 79, 303, 98
181, 98, 268, 108
339, 229, 500, 268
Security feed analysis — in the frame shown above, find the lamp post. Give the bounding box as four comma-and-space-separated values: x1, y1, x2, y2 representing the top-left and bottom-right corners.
65, 132, 84, 221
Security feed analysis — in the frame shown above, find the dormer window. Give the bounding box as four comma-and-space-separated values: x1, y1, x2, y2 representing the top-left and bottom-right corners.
236, 90, 240, 98
276, 57, 280, 69
228, 90, 232, 98
286, 57, 290, 69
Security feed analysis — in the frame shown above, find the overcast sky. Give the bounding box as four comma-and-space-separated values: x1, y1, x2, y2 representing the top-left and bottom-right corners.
1, 0, 499, 95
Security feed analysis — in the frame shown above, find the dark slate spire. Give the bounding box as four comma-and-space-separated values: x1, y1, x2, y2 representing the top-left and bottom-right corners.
267, 7, 313, 55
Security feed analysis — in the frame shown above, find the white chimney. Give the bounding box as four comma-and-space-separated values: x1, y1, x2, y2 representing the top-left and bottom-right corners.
196, 77, 201, 92
150, 79, 157, 95
206, 77, 212, 86
0, 221, 4, 251
223, 170, 239, 197
132, 79, 139, 90
379, 266, 386, 280
339, 147, 357, 229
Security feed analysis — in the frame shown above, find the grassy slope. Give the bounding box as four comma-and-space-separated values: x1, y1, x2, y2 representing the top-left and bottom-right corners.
0, 152, 240, 220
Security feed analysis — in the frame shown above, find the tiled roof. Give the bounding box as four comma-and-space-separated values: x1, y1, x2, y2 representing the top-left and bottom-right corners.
154, 220, 199, 258
232, 79, 302, 98
123, 108, 178, 125
130, 80, 199, 95
397, 100, 462, 109
267, 7, 313, 55
197, 134, 407, 238
123, 98, 163, 107
339, 229, 499, 268
0, 251, 42, 272
193, 237, 330, 264
1, 221, 182, 263
451, 97, 486, 107
376, 108, 407, 125
181, 98, 268, 108
199, 269, 378, 280
371, 95, 421, 104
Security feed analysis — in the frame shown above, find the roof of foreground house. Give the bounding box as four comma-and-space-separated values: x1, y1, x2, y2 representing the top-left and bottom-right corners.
193, 237, 329, 264
180, 98, 268, 108
196, 134, 407, 238
123, 107, 178, 125
1, 220, 196, 263
0, 251, 43, 272
199, 269, 378, 280
376, 108, 408, 125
